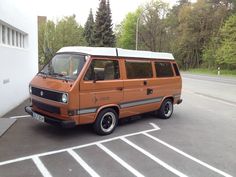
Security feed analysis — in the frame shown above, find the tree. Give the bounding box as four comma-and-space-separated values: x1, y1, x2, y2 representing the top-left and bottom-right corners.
168, 0, 232, 69
202, 0, 235, 68
216, 14, 236, 68
38, 15, 86, 66
38, 20, 56, 65
38, 20, 46, 65
174, 0, 213, 68
138, 0, 170, 52
202, 37, 219, 68
84, 9, 95, 46
94, 0, 115, 47
116, 9, 141, 49
104, 0, 116, 46
116, 0, 170, 52
116, 0, 235, 70
55, 15, 86, 50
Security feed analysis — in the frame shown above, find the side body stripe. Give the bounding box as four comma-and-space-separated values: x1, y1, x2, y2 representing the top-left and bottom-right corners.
120, 97, 163, 109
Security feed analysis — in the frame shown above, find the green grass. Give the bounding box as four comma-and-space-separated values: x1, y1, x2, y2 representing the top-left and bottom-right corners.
183, 68, 236, 77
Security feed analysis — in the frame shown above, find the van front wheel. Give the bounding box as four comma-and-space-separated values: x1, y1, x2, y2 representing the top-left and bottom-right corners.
157, 99, 173, 119
93, 108, 118, 135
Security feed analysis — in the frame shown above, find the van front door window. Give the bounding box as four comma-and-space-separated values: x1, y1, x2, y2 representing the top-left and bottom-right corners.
84, 59, 120, 81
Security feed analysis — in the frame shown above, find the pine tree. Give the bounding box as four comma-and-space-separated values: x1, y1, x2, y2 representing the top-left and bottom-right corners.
84, 9, 95, 46
104, 0, 116, 46
94, 0, 115, 47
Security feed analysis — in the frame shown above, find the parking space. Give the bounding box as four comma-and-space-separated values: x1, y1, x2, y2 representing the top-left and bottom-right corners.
0, 122, 233, 177
0, 159, 43, 177
0, 75, 236, 177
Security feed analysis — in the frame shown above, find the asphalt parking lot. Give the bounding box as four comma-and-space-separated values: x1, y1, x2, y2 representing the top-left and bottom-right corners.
0, 74, 235, 177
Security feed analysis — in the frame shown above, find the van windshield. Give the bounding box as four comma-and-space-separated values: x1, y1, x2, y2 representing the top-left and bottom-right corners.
39, 53, 86, 81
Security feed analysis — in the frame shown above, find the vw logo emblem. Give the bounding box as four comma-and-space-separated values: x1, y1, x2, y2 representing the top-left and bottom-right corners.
40, 91, 44, 96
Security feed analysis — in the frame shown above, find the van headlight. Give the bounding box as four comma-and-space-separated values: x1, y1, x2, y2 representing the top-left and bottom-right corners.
62, 93, 68, 103
29, 85, 32, 94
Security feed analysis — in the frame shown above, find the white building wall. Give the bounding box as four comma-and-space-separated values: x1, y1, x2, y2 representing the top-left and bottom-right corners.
0, 0, 38, 116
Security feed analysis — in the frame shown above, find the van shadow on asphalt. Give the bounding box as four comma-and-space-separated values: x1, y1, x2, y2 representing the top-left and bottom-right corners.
29, 113, 159, 140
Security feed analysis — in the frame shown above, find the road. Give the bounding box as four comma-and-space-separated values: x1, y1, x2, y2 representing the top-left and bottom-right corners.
182, 73, 236, 104
0, 74, 235, 177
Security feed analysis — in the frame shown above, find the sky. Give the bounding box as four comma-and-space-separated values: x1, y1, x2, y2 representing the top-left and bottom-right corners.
32, 0, 178, 26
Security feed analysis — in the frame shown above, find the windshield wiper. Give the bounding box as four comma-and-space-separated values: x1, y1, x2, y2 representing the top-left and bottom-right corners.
50, 72, 65, 77
50, 72, 72, 82
39, 72, 72, 81
38, 71, 48, 77
39, 71, 47, 75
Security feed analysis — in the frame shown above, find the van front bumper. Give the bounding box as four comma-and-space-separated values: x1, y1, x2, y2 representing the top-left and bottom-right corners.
25, 106, 76, 128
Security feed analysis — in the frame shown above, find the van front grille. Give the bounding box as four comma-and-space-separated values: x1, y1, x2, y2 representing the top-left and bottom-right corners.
32, 100, 60, 114
31, 87, 63, 102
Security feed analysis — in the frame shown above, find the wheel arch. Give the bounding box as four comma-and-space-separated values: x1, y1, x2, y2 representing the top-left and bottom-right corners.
161, 96, 174, 104
95, 104, 120, 118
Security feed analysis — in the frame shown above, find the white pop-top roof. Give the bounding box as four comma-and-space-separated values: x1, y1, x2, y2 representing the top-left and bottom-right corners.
57, 46, 174, 60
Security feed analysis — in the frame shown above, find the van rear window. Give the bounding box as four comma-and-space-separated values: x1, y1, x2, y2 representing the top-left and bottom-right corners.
155, 62, 174, 77
173, 63, 180, 76
125, 60, 153, 79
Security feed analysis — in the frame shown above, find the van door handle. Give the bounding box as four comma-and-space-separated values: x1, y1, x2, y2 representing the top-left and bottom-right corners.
117, 87, 123, 91
147, 88, 153, 95
143, 80, 147, 86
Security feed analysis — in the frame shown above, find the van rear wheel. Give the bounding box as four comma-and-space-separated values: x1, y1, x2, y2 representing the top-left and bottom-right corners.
93, 108, 118, 135
157, 99, 173, 119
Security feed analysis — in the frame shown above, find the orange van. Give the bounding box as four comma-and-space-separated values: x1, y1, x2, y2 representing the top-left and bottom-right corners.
25, 47, 182, 135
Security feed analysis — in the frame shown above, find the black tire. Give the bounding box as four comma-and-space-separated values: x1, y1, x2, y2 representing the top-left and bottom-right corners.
157, 99, 173, 119
93, 108, 118, 135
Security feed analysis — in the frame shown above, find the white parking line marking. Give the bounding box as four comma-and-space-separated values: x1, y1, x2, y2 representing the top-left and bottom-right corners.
97, 143, 145, 177
67, 149, 100, 177
149, 122, 160, 130
8, 115, 31, 119
143, 133, 233, 177
0, 123, 160, 166
121, 137, 188, 177
32, 156, 52, 177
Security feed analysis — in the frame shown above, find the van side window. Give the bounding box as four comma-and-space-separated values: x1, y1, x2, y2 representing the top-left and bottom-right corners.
84, 59, 120, 81
155, 62, 174, 77
125, 60, 153, 79
173, 63, 180, 76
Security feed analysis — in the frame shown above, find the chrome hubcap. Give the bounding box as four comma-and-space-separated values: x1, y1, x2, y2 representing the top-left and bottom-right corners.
100, 112, 116, 133
164, 101, 173, 117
